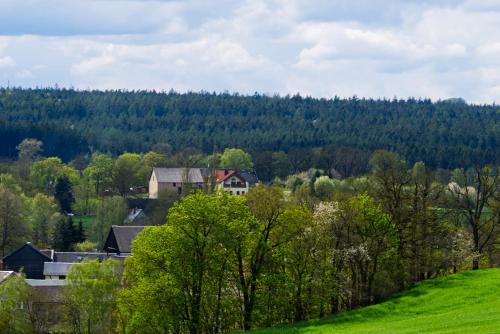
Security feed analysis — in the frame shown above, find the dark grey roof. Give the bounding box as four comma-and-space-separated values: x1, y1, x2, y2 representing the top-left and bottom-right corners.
2, 242, 53, 262
54, 252, 108, 263
105, 225, 146, 253
153, 168, 205, 183
40, 249, 54, 260
235, 169, 259, 185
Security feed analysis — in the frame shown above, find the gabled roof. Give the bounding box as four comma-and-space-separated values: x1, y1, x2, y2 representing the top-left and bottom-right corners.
235, 169, 259, 185
153, 168, 205, 183
217, 170, 246, 182
214, 169, 259, 185
104, 225, 146, 253
2, 243, 53, 262
216, 170, 239, 182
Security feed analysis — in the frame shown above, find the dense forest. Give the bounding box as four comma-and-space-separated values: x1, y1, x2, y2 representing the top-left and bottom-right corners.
0, 88, 498, 173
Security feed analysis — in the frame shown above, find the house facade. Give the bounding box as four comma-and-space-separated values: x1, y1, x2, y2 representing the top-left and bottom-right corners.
149, 167, 206, 198
149, 167, 259, 198
215, 170, 249, 195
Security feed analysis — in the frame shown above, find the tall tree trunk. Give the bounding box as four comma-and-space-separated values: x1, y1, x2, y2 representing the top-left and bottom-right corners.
294, 276, 304, 322
472, 221, 480, 270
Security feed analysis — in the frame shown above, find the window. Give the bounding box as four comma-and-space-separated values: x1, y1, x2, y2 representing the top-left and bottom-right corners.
242, 191, 245, 194
236, 191, 240, 195
173, 182, 176, 187
177, 187, 182, 195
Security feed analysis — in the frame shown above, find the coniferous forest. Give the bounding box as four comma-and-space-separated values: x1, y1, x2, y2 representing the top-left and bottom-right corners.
0, 88, 498, 174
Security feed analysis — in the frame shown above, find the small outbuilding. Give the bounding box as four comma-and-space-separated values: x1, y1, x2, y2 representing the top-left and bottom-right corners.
2, 243, 53, 279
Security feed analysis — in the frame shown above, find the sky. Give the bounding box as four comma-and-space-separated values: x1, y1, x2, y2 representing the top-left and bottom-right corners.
0, 0, 499, 103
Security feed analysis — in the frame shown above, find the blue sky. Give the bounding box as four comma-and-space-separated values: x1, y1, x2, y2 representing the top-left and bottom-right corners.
0, 0, 499, 103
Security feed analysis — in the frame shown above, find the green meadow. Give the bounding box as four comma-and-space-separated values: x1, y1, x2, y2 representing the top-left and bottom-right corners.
247, 269, 500, 334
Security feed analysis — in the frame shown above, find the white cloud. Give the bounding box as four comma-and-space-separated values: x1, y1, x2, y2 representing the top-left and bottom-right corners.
0, 0, 498, 102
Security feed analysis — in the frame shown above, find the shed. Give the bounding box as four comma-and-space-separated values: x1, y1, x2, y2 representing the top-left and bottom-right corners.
2, 243, 53, 279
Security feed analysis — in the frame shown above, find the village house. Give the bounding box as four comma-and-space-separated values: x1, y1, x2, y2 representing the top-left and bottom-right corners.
215, 169, 249, 195
1, 243, 119, 280
149, 167, 259, 198
2, 225, 145, 280
149, 167, 207, 198
1, 243, 53, 279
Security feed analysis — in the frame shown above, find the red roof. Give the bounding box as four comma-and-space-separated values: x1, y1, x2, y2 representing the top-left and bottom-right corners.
215, 169, 245, 183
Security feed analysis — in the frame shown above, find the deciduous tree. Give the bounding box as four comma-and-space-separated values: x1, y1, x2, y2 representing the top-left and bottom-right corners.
63, 259, 121, 334
219, 148, 253, 169
90, 196, 128, 249
0, 185, 29, 257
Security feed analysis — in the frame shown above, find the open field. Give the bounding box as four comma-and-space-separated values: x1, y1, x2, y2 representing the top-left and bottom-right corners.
246, 269, 500, 334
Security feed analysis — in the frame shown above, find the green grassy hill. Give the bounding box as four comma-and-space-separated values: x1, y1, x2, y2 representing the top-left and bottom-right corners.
248, 269, 500, 334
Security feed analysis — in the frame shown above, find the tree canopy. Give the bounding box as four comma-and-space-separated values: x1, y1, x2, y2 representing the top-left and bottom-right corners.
0, 88, 498, 171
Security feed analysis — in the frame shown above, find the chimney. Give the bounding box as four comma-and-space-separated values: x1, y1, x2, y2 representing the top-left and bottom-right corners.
224, 169, 228, 175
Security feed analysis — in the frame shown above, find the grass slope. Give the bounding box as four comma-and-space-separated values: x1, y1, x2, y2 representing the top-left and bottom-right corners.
249, 269, 500, 334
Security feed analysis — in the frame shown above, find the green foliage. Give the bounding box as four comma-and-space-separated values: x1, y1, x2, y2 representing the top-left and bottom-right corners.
83, 152, 113, 195
0, 184, 29, 257
51, 216, 79, 251
73, 177, 99, 216
271, 152, 292, 179
0, 274, 31, 334
16, 138, 43, 179
219, 148, 254, 169
29, 157, 78, 194
89, 196, 128, 249
63, 259, 121, 334
313, 176, 337, 200
112, 153, 144, 195
119, 192, 252, 333
54, 175, 74, 213
245, 269, 500, 334
74, 240, 98, 252
0, 173, 23, 194
28, 193, 61, 248
1, 89, 498, 171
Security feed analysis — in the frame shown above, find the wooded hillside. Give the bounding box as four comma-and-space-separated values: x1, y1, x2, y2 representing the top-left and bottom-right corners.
0, 88, 498, 169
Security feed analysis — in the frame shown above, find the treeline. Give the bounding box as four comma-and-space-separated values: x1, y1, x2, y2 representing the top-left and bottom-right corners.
0, 88, 498, 172
0, 146, 498, 333
117, 153, 498, 333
